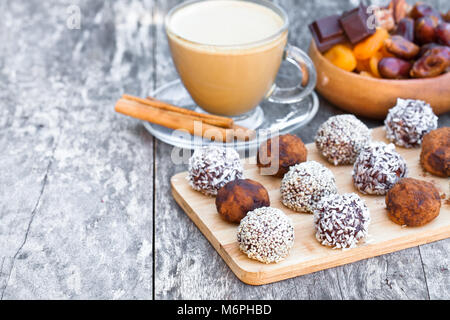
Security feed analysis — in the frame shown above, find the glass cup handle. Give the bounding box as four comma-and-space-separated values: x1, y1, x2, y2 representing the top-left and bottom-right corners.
267, 44, 317, 104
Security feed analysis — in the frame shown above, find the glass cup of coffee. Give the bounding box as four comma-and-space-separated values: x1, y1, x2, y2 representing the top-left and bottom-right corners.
165, 0, 316, 129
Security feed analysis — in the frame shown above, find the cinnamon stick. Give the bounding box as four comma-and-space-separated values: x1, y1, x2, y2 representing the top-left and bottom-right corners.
115, 98, 254, 142
123, 94, 234, 128
143, 96, 255, 139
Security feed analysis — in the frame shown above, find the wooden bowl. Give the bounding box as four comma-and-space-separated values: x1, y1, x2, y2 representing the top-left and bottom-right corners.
308, 41, 450, 119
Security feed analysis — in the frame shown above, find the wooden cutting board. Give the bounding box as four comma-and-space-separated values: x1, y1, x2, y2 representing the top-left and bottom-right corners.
171, 127, 450, 285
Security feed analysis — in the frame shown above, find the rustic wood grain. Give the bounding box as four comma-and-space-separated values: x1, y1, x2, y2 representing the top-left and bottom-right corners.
0, 0, 155, 299
154, 0, 449, 299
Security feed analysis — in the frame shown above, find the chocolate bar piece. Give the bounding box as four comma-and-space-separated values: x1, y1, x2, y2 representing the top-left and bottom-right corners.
309, 15, 347, 53
339, 3, 375, 44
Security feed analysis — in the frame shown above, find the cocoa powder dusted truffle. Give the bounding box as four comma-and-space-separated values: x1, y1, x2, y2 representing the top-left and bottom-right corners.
281, 161, 338, 213
315, 114, 371, 165
352, 142, 407, 195
187, 146, 243, 196
216, 179, 270, 223
384, 98, 438, 148
420, 127, 450, 177
257, 134, 307, 178
237, 207, 294, 264
313, 193, 370, 249
386, 178, 441, 227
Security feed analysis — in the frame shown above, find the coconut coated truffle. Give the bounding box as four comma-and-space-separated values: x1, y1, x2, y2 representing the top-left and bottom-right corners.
384, 98, 438, 148
352, 142, 407, 195
188, 146, 243, 196
315, 114, 372, 165
257, 134, 307, 177
237, 207, 294, 264
314, 193, 370, 249
281, 161, 338, 213
216, 179, 270, 223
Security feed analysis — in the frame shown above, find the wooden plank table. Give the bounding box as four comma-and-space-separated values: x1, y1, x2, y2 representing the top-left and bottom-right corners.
0, 0, 448, 300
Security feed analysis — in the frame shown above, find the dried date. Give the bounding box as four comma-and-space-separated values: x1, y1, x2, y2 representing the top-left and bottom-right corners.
394, 18, 415, 42
390, 0, 409, 23
409, 3, 442, 22
378, 57, 412, 79
385, 35, 420, 59
415, 16, 439, 44
444, 10, 450, 23
418, 43, 440, 57
436, 23, 450, 46
410, 46, 450, 78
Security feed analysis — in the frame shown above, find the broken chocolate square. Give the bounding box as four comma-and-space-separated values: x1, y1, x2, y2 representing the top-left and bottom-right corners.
309, 14, 347, 53
339, 3, 376, 44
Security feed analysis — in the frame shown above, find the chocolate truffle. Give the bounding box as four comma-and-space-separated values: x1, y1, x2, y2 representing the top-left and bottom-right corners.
188, 146, 243, 196
257, 134, 307, 177
352, 142, 407, 195
315, 114, 371, 165
314, 193, 370, 249
281, 161, 338, 213
420, 127, 450, 177
384, 98, 438, 148
386, 178, 441, 227
237, 207, 294, 264
216, 179, 270, 223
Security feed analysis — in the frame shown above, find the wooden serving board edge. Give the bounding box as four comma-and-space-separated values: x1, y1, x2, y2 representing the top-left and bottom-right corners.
171, 173, 450, 286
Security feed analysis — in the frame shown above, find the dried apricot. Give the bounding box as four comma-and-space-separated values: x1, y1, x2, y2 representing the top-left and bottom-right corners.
353, 28, 390, 60
369, 52, 383, 78
355, 58, 371, 72
324, 44, 357, 72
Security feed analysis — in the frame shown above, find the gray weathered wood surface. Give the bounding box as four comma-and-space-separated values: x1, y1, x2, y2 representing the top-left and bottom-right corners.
0, 0, 448, 300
